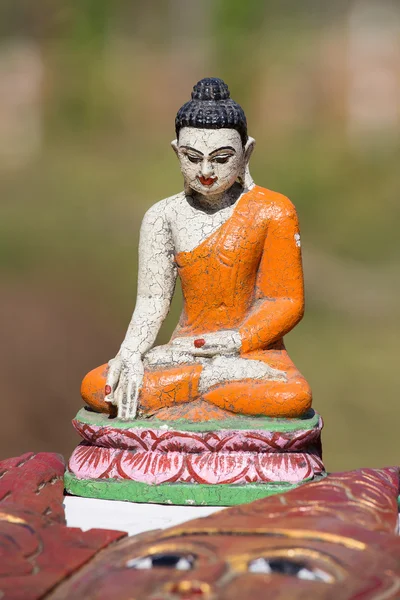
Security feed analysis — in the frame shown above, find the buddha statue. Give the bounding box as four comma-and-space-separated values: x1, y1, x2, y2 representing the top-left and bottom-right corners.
81, 77, 311, 423
67, 78, 324, 505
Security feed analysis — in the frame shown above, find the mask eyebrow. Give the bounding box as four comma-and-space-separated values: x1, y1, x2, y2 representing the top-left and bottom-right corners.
210, 146, 236, 156
180, 146, 204, 156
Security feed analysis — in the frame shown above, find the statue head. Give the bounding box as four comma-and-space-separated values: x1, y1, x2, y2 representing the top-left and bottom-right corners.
172, 77, 255, 197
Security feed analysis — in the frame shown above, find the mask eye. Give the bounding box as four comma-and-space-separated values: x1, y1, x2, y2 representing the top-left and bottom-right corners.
126, 553, 196, 571
248, 558, 332, 583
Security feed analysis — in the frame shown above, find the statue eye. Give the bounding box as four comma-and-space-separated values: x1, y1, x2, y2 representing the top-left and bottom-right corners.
212, 155, 231, 164
126, 553, 196, 571
186, 155, 202, 164
248, 558, 332, 583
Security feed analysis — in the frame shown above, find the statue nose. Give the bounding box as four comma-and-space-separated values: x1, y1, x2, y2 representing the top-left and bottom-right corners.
163, 579, 211, 597
201, 160, 213, 178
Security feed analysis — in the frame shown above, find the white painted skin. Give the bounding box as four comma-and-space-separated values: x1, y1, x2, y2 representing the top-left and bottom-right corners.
105, 128, 285, 419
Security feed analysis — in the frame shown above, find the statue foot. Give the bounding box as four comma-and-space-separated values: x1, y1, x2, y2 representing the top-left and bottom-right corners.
144, 399, 239, 422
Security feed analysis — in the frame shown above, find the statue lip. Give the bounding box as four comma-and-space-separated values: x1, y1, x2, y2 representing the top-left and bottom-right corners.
198, 176, 217, 186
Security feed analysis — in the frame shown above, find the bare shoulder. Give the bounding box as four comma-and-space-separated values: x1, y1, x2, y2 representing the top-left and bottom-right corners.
252, 185, 298, 221
142, 192, 186, 226
140, 193, 185, 231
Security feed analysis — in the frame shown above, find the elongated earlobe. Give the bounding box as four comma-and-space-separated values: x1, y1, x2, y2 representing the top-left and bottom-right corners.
172, 139, 192, 195
245, 137, 256, 163
238, 137, 255, 189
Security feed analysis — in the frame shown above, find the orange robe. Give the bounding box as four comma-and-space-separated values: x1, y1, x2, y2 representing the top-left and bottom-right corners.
82, 186, 312, 421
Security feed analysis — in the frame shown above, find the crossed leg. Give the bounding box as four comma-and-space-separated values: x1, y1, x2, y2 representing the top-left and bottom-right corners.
81, 345, 311, 419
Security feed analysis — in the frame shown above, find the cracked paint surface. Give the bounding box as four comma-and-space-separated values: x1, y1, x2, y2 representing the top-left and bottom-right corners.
81, 126, 311, 422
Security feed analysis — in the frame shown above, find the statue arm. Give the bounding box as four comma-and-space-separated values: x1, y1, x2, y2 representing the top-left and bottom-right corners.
121, 203, 177, 356
105, 203, 176, 419
239, 200, 305, 353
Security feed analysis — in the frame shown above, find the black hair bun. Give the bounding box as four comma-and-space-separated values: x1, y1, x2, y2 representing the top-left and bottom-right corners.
191, 77, 230, 101
175, 77, 248, 145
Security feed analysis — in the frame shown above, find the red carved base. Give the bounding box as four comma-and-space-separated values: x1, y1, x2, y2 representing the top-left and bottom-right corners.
68, 410, 325, 487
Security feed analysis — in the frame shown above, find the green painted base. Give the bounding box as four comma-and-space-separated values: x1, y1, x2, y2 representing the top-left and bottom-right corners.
74, 407, 320, 432
64, 471, 304, 506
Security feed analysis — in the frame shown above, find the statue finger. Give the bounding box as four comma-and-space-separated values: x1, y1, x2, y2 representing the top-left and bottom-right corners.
106, 360, 121, 399
116, 379, 126, 419
132, 365, 144, 413
125, 379, 136, 420
121, 374, 131, 419
191, 345, 219, 357
172, 337, 193, 348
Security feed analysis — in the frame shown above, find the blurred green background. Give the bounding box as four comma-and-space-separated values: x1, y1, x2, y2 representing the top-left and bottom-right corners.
1, 1, 399, 472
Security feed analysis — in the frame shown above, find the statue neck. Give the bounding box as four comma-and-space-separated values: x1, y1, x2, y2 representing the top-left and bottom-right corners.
188, 182, 243, 213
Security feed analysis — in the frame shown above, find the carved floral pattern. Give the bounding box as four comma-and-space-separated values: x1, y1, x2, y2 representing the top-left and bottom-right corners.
72, 417, 323, 453
70, 416, 324, 485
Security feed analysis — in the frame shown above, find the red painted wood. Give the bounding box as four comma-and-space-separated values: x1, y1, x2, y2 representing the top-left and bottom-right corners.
2, 452, 400, 599
50, 468, 400, 600
0, 452, 66, 523
0, 452, 126, 600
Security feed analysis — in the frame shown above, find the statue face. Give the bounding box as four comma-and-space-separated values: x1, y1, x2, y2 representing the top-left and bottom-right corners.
174, 127, 247, 197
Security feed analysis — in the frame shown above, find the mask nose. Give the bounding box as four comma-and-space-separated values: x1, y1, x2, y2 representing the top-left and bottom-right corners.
200, 159, 214, 178
164, 580, 211, 597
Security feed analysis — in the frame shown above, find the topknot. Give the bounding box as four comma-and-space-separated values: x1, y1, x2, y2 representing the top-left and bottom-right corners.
191, 77, 230, 101
175, 77, 248, 146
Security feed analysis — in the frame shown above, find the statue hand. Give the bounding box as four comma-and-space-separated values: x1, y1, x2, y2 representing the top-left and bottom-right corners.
171, 330, 241, 357
105, 347, 144, 420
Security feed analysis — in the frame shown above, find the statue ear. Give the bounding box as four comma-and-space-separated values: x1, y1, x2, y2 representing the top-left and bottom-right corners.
171, 139, 179, 157
172, 138, 191, 195
244, 136, 255, 164
239, 137, 255, 190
